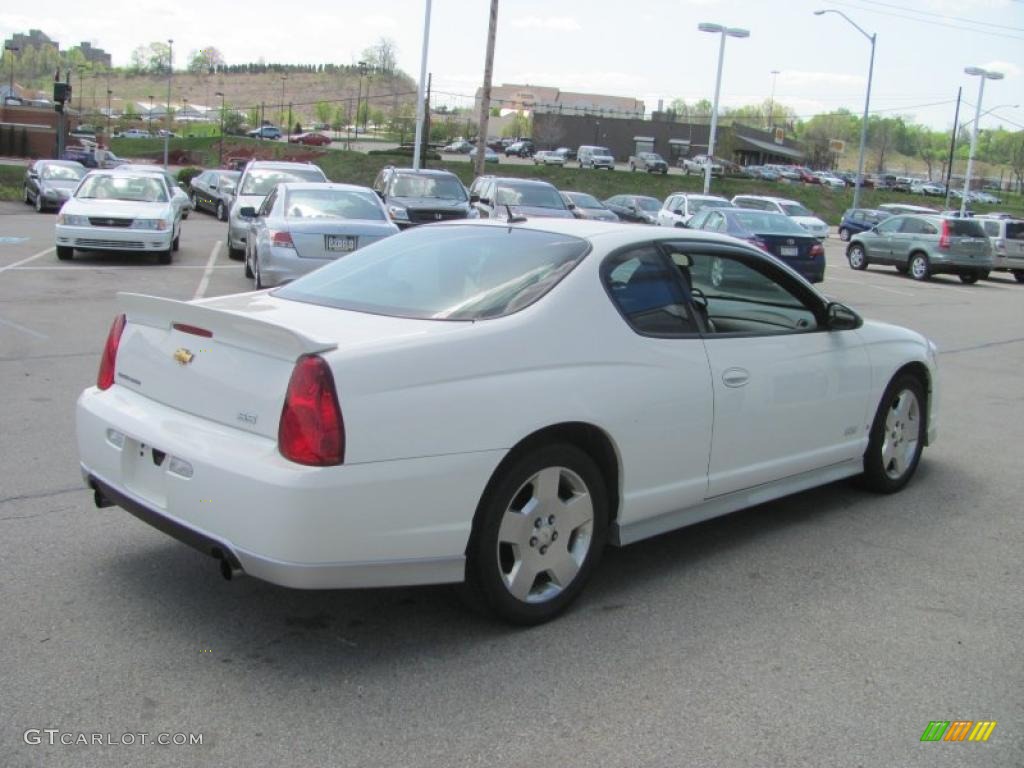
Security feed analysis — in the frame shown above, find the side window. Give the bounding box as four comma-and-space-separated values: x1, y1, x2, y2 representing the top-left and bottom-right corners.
603, 246, 696, 336
372, 171, 386, 194
981, 221, 999, 237
704, 212, 726, 232
876, 217, 902, 234
258, 189, 277, 217
689, 252, 819, 334
900, 218, 935, 235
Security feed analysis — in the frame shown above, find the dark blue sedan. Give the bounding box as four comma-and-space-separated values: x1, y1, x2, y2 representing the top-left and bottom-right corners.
838, 208, 891, 242
688, 207, 826, 283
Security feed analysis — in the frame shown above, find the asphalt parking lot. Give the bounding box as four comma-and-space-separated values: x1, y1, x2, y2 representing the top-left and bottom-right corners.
1, 201, 1021, 767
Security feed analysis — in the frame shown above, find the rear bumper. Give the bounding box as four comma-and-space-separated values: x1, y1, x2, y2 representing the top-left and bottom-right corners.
927, 253, 994, 274
77, 385, 505, 589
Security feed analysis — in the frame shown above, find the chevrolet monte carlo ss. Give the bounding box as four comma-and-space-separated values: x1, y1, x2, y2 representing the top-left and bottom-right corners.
77, 220, 939, 624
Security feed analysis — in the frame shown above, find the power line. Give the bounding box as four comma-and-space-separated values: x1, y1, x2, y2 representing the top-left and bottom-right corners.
826, 0, 1024, 40
853, 0, 1024, 33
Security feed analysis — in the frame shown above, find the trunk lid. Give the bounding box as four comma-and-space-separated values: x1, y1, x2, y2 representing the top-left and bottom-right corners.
287, 219, 397, 260
756, 233, 818, 261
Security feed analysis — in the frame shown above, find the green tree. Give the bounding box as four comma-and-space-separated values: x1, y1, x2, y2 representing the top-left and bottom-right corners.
188, 47, 225, 74
247, 105, 260, 129
224, 109, 244, 135
315, 100, 332, 127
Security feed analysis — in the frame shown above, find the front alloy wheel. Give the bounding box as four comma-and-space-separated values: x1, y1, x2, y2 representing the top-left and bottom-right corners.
861, 375, 926, 493
464, 444, 608, 624
847, 244, 868, 270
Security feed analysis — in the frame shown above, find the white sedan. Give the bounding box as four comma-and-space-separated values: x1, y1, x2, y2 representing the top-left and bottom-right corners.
533, 150, 566, 166
76, 220, 938, 624
55, 170, 182, 263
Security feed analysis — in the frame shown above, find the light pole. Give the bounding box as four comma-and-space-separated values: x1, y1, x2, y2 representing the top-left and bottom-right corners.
280, 75, 287, 130
960, 66, 1004, 216
77, 64, 87, 114
412, 0, 433, 169
768, 69, 780, 129
4, 44, 18, 103
106, 88, 112, 138
164, 38, 173, 168
182, 96, 189, 136
148, 94, 154, 134
698, 22, 750, 195
814, 9, 874, 210
215, 91, 225, 165
355, 61, 368, 141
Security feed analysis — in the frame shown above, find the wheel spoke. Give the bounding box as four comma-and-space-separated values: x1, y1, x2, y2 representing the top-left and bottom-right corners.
890, 447, 906, 477
532, 467, 561, 505
498, 510, 532, 545
895, 392, 914, 421
547, 548, 580, 588
505, 560, 539, 601
560, 492, 593, 533
881, 437, 896, 468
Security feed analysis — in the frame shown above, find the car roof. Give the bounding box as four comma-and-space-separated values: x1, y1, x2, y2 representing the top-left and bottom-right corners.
734, 195, 797, 204
274, 182, 375, 193
388, 168, 460, 177
491, 176, 559, 187
244, 160, 322, 170
37, 159, 85, 168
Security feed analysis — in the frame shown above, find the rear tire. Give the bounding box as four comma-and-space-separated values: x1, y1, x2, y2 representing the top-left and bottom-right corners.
228, 242, 244, 261
244, 248, 254, 279
254, 253, 264, 288
839, 227, 850, 242
56, 246, 73, 261
909, 252, 930, 281
1014, 271, 1024, 283
216, 201, 226, 222
35, 194, 44, 213
846, 243, 868, 270
860, 374, 926, 493
172, 233, 180, 252
157, 250, 172, 265
462, 443, 608, 625
959, 272, 980, 284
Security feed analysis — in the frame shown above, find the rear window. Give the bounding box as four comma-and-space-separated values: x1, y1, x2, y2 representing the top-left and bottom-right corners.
946, 219, 986, 237
734, 211, 807, 235
274, 225, 589, 321
690, 198, 734, 214
637, 198, 661, 212
496, 182, 566, 209
240, 167, 326, 195
567, 193, 601, 209
283, 188, 385, 221
780, 202, 813, 217
1005, 222, 1024, 240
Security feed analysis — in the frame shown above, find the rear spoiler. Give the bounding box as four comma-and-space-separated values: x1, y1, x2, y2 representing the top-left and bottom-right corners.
118, 292, 337, 361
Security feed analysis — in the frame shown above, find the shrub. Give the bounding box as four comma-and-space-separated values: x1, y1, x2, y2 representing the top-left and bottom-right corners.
176, 166, 203, 185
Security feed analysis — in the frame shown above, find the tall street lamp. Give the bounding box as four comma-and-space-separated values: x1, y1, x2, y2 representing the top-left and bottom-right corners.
768, 70, 780, 129
164, 39, 173, 168
814, 9, 875, 210
4, 44, 19, 103
106, 88, 112, 138
148, 94, 154, 134
698, 22, 750, 195
280, 75, 287, 130
215, 91, 226, 165
77, 64, 87, 114
960, 66, 1003, 216
355, 61, 368, 140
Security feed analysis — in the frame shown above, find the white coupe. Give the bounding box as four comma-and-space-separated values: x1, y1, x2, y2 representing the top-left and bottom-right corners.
76, 220, 938, 624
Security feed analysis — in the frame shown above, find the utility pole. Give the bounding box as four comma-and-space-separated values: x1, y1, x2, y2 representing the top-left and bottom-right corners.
475, 0, 500, 178
163, 39, 173, 168
943, 87, 962, 210
411, 0, 432, 170
420, 73, 432, 167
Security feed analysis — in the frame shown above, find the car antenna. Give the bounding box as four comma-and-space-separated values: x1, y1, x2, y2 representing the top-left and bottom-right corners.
505, 203, 527, 224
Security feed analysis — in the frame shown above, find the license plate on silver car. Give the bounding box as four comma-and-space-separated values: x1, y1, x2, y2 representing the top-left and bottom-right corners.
325, 235, 357, 252
780, 246, 799, 256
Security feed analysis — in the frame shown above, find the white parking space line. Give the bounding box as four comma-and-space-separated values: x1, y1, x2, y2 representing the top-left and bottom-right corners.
826, 277, 915, 297
0, 315, 48, 339
193, 240, 222, 300
0, 247, 55, 274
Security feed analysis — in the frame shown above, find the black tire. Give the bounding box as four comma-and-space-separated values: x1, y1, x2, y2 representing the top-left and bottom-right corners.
216, 201, 226, 222
908, 252, 930, 281
244, 248, 254, 279
56, 246, 73, 261
629, 163, 635, 172
977, 270, 990, 281
23, 186, 32, 205
35, 193, 44, 213
463, 443, 609, 625
839, 227, 850, 242
959, 272, 980, 284
1014, 271, 1024, 283
254, 254, 264, 288
157, 250, 172, 265
172, 233, 180, 252
846, 243, 869, 270
860, 374, 926, 493
227, 243, 244, 261
895, 264, 909, 275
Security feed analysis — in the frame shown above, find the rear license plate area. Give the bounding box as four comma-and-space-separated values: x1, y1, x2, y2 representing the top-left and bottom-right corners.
325, 235, 357, 252
122, 438, 169, 509
780, 246, 799, 257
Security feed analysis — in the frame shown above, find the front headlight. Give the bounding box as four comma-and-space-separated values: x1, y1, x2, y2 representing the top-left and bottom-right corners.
131, 219, 170, 231
57, 214, 89, 225
388, 205, 409, 221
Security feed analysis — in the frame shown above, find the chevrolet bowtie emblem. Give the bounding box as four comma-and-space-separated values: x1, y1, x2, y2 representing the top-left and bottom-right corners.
174, 348, 194, 365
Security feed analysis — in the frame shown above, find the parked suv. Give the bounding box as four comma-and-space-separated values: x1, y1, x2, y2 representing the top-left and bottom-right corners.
577, 146, 615, 170
470, 177, 574, 221
731, 195, 829, 239
247, 125, 282, 139
975, 216, 1024, 281
838, 208, 891, 242
504, 140, 534, 157
372, 167, 472, 228
846, 214, 993, 283
657, 194, 734, 227
227, 160, 328, 259
628, 152, 668, 174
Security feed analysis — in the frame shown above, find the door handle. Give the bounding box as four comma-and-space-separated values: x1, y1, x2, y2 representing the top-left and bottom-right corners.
722, 367, 750, 387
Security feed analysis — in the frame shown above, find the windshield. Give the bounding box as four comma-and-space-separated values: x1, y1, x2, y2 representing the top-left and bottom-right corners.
76, 174, 168, 203
275, 225, 589, 321
593, 147, 612, 156
567, 193, 601, 209
390, 174, 467, 201
780, 202, 813, 217
690, 198, 733, 214
734, 211, 809, 235
283, 189, 385, 221
240, 167, 326, 195
43, 164, 85, 181
496, 182, 566, 209
637, 198, 661, 212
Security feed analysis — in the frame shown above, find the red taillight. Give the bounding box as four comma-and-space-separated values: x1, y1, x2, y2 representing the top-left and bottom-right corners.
270, 230, 295, 249
938, 220, 951, 249
278, 355, 344, 466
97, 313, 126, 390
747, 238, 769, 252
810, 243, 825, 258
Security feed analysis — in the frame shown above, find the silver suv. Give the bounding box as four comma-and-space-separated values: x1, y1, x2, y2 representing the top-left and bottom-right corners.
846, 214, 993, 283
227, 161, 327, 259
976, 216, 1024, 282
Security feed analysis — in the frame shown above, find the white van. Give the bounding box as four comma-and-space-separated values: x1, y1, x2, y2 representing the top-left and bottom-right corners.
577, 146, 615, 170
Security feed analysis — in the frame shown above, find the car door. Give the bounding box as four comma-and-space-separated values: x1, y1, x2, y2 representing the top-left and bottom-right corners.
600, 244, 714, 521
862, 216, 902, 263
890, 217, 933, 266
686, 247, 872, 498
249, 188, 278, 264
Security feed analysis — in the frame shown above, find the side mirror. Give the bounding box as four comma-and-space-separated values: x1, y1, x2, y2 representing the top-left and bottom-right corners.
566, 202, 576, 210
826, 302, 862, 331
469, 194, 480, 203
672, 208, 683, 216
239, 206, 257, 219
479, 197, 491, 206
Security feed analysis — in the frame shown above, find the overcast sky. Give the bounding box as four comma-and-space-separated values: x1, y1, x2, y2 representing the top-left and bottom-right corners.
4, 0, 1023, 130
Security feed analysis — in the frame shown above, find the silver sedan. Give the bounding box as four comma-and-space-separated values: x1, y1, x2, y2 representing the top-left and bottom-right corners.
243, 183, 400, 288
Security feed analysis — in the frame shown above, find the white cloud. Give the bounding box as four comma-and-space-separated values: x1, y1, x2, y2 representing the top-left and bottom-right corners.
506, 70, 647, 93
362, 14, 397, 29
510, 16, 581, 32
778, 70, 866, 89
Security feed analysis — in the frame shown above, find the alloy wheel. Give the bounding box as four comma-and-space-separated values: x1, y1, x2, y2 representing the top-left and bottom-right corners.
881, 388, 920, 481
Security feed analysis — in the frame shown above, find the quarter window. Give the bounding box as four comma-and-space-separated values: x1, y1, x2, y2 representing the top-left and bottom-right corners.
603, 246, 696, 336
875, 217, 902, 234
